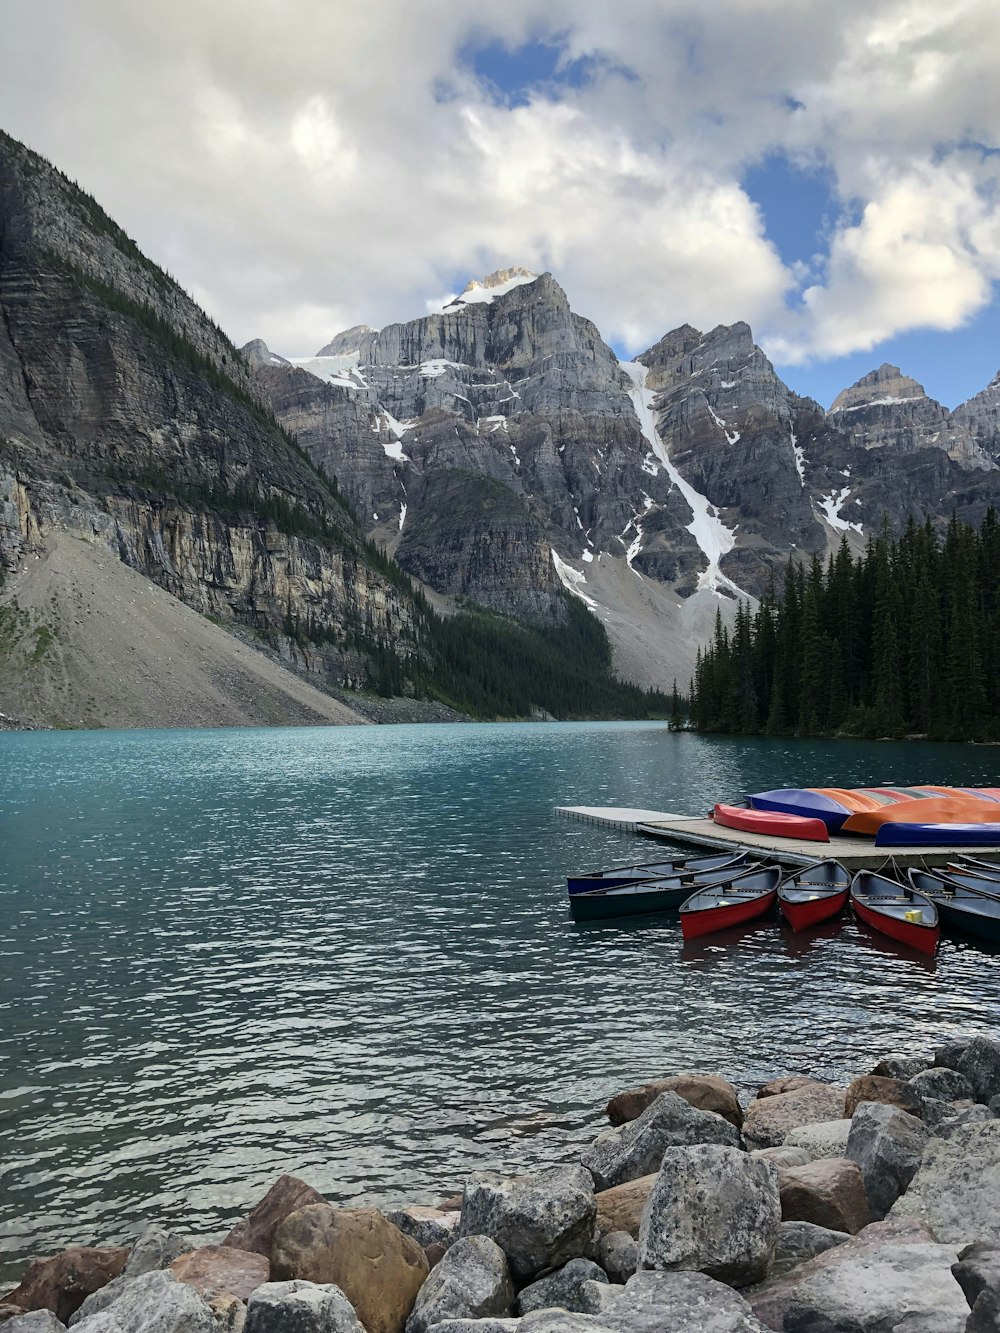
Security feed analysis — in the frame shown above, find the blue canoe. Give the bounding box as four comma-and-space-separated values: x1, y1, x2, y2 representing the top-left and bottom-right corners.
747, 788, 853, 832
876, 822, 1000, 848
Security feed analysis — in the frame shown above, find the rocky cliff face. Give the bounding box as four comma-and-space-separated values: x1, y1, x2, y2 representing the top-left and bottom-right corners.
0, 131, 420, 696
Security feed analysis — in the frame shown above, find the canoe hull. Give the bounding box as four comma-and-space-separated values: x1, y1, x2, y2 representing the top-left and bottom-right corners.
567, 852, 747, 895
935, 898, 1000, 945
680, 888, 777, 941
850, 893, 939, 956
569, 883, 691, 922
846, 797, 1000, 837
779, 887, 849, 932
876, 822, 1000, 848
713, 804, 829, 843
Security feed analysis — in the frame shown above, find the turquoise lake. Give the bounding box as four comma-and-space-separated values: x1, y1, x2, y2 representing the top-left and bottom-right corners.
2, 721, 999, 1280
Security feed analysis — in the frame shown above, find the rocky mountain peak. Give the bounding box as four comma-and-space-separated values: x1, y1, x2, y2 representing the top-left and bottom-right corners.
830, 363, 927, 414
442, 266, 540, 309
315, 325, 378, 357
241, 338, 290, 369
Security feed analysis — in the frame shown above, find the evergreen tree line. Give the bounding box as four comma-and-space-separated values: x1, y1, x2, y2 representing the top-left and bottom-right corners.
690, 510, 1000, 741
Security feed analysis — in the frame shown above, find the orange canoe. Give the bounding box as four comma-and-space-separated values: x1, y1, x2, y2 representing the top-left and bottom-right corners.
842, 795, 1000, 837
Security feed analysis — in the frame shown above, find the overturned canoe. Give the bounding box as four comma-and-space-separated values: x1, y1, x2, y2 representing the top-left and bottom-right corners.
567, 851, 750, 896
778, 861, 850, 931
679, 866, 782, 941
875, 821, 1000, 848
713, 803, 829, 843
847, 796, 1000, 838
850, 871, 939, 955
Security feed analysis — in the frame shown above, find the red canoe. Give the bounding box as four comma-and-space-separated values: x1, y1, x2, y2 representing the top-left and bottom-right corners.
778, 861, 850, 931
712, 803, 829, 843
680, 866, 782, 940
850, 871, 939, 956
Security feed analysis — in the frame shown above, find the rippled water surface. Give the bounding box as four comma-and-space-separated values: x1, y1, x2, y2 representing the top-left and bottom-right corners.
2, 722, 1000, 1278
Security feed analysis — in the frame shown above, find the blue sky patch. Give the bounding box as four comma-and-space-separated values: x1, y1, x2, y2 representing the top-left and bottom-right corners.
743, 153, 838, 271
462, 36, 634, 106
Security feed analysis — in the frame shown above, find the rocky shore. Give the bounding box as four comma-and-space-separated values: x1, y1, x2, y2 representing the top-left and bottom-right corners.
4, 1036, 1000, 1333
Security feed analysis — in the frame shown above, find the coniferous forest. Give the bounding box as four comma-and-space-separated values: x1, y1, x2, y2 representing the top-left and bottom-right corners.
690, 509, 1000, 741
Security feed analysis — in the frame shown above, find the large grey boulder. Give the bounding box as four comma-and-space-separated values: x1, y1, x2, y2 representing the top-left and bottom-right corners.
959, 1037, 1000, 1104
936, 1040, 973, 1070
771, 1221, 850, 1278
525, 1269, 772, 1332
244, 1282, 365, 1333
968, 1288, 1000, 1332
953, 1242, 1000, 1311
910, 1067, 975, 1102
871, 1054, 932, 1080
405, 1238, 513, 1333
516, 1261, 607, 1316
939, 1104, 996, 1138
889, 1121, 1000, 1243
458, 1168, 594, 1280
387, 1209, 459, 1253
1, 1316, 65, 1333
749, 1219, 970, 1332
638, 1145, 781, 1286
121, 1229, 193, 1280
742, 1084, 845, 1151
69, 1271, 214, 1333
783, 1120, 851, 1160
581, 1092, 740, 1191
846, 1101, 932, 1219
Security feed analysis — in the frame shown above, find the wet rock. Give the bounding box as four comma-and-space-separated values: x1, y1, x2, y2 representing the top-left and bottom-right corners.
224, 1176, 327, 1258
889, 1122, 1000, 1244
1, 1247, 130, 1323
170, 1247, 269, 1304
753, 1076, 823, 1101
749, 1147, 813, 1169
582, 1092, 741, 1191
936, 1041, 973, 1071
910, 1067, 975, 1102
68, 1270, 215, 1333
844, 1074, 923, 1119
846, 1101, 932, 1219
749, 1219, 969, 1333
605, 1074, 743, 1129
405, 1237, 513, 1333
593, 1176, 656, 1240
778, 1158, 872, 1235
386, 1210, 459, 1253
958, 1037, 1000, 1104
595, 1234, 636, 1285
457, 1166, 595, 1280
0, 1316, 65, 1333
870, 1054, 932, 1080
771, 1221, 850, 1278
638, 1144, 781, 1286
782, 1120, 852, 1160
122, 1229, 193, 1279
244, 1281, 365, 1333
516, 1260, 607, 1316
271, 1205, 429, 1333
743, 1084, 845, 1151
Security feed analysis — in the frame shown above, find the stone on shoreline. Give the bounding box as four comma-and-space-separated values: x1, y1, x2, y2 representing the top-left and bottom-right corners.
782, 1119, 851, 1160
938, 1103, 996, 1137
749, 1219, 970, 1332
169, 1246, 269, 1303
404, 1237, 513, 1333
749, 1147, 812, 1170
271, 1206, 428, 1333
888, 1121, 1000, 1243
595, 1234, 636, 1286
457, 1166, 596, 1281
605, 1075, 743, 1129
843, 1074, 923, 1119
952, 1241, 1000, 1312
742, 1083, 844, 1151
122, 1229, 193, 1279
753, 1075, 822, 1101
0, 1247, 130, 1324
909, 1066, 975, 1102
870, 1054, 932, 1080
770, 1221, 850, 1278
224, 1176, 327, 1257
574, 1267, 772, 1332
777, 1158, 872, 1235
386, 1210, 458, 1254
516, 1260, 607, 1316
638, 1144, 780, 1287
958, 1037, 1000, 1105
0, 1316, 64, 1333
581, 1092, 741, 1191
593, 1177, 656, 1240
245, 1281, 365, 1333
69, 1271, 215, 1333
846, 1101, 931, 1220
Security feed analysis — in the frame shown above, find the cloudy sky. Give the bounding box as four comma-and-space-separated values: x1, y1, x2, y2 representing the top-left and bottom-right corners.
2, 1, 999, 405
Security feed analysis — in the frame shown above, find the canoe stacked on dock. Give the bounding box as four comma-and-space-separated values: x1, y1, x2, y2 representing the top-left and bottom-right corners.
747, 786, 1000, 846
712, 803, 829, 843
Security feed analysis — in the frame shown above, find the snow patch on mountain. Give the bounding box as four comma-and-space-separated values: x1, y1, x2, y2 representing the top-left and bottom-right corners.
291, 353, 366, 390
430, 267, 539, 313
818, 487, 862, 534
620, 361, 744, 598
791, 429, 806, 486
551, 549, 598, 609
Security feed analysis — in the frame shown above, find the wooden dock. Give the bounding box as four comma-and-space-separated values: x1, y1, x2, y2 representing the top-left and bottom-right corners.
554, 806, 1000, 870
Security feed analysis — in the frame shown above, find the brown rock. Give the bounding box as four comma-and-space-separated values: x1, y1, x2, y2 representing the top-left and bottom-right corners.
743, 1084, 846, 1151
754, 1076, 823, 1101
423, 1243, 447, 1270
271, 1205, 429, 1333
844, 1075, 923, 1119
434, 1196, 463, 1213
779, 1158, 873, 1235
594, 1174, 658, 1239
222, 1174, 326, 1256
208, 1292, 247, 1333
0, 1246, 129, 1323
606, 1074, 743, 1128
170, 1245, 268, 1303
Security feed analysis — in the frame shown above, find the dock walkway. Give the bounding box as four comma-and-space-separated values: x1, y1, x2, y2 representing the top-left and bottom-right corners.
554, 806, 1000, 870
